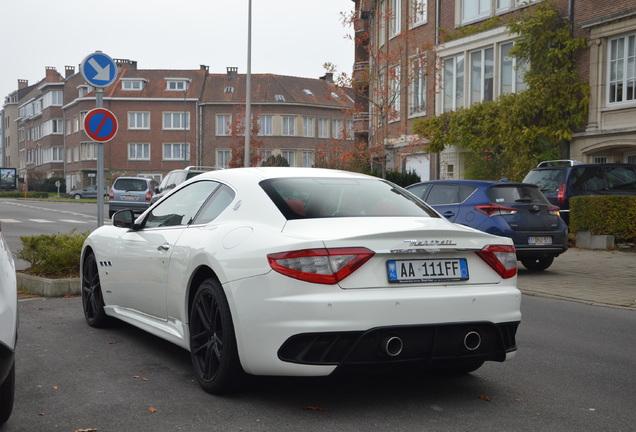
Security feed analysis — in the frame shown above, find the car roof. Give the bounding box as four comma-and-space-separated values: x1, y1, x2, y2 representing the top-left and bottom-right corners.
194, 167, 373, 183
531, 162, 636, 170
407, 179, 535, 188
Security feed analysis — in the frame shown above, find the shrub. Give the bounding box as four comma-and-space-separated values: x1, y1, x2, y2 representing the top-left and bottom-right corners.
570, 196, 636, 242
371, 169, 421, 187
0, 191, 49, 198
15, 230, 89, 278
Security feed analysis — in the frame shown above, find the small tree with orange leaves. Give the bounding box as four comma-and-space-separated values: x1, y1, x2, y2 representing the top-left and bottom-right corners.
227, 108, 264, 168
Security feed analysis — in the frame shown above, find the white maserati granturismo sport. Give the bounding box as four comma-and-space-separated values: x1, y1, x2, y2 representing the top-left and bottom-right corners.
81, 167, 521, 394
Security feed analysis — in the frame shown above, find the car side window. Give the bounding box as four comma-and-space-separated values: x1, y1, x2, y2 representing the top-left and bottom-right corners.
406, 184, 431, 200
144, 181, 219, 228
571, 167, 605, 191
426, 184, 460, 205
605, 166, 636, 191
192, 184, 235, 225
459, 185, 478, 202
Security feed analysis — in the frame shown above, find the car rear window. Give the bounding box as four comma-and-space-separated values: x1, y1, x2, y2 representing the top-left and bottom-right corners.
114, 178, 148, 191
523, 169, 566, 192
260, 178, 439, 219
487, 185, 550, 205
605, 166, 636, 191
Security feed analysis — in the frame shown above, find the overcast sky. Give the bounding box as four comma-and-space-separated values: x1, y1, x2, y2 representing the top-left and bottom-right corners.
0, 0, 355, 101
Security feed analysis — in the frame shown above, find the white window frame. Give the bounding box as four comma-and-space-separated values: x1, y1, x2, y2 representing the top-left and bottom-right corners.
122, 80, 144, 91
258, 115, 273, 136
411, 0, 427, 27
469, 47, 494, 105
318, 118, 330, 138
216, 115, 232, 136
217, 149, 231, 168
163, 112, 190, 130
500, 42, 527, 95
282, 150, 296, 167
332, 119, 343, 139
389, 0, 401, 38
128, 112, 150, 130
128, 143, 150, 161
389, 65, 401, 122
303, 116, 314, 137
162, 143, 190, 161
608, 32, 636, 105
166, 79, 189, 91
80, 142, 97, 161
379, 0, 386, 46
410, 57, 427, 116
302, 151, 314, 167
461, 0, 541, 24
282, 116, 296, 136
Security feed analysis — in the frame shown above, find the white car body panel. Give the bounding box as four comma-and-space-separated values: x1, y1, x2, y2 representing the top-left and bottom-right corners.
82, 167, 522, 380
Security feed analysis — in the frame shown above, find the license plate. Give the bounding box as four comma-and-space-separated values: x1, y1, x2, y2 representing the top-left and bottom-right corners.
121, 195, 137, 201
528, 236, 552, 245
387, 258, 469, 283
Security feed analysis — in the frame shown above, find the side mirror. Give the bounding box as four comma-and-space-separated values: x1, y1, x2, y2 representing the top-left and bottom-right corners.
154, 186, 160, 193
112, 210, 137, 229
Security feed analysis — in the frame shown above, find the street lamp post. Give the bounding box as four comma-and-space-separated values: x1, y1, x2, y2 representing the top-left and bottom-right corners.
245, 0, 252, 167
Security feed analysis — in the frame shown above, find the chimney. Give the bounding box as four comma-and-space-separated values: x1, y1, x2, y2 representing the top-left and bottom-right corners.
115, 59, 137, 70
65, 66, 75, 78
227, 67, 238, 80
18, 79, 28, 90
45, 66, 59, 82
320, 72, 334, 83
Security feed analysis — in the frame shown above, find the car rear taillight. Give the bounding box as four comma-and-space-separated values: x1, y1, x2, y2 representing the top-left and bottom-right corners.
145, 191, 152, 201
267, 247, 375, 284
476, 245, 517, 279
548, 205, 561, 216
557, 184, 566, 205
109, 189, 114, 200
475, 204, 518, 217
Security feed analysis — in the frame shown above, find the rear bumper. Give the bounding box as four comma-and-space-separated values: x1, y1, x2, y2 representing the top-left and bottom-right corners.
515, 245, 568, 259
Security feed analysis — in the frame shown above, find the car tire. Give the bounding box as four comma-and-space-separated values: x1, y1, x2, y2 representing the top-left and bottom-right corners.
81, 252, 109, 327
73, 194, 81, 199
0, 362, 15, 425
108, 210, 115, 218
521, 256, 554, 271
189, 278, 246, 395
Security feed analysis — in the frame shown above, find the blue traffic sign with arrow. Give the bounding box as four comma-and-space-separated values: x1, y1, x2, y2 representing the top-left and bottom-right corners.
81, 52, 117, 88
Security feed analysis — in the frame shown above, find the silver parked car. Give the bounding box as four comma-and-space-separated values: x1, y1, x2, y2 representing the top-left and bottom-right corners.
0, 223, 17, 425
68, 184, 109, 200
108, 177, 158, 218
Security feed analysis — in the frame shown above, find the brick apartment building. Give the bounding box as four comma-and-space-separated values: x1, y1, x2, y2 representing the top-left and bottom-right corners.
351, 0, 636, 180
1, 60, 354, 192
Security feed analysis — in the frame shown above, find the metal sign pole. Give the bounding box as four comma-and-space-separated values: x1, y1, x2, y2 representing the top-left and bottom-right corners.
96, 88, 105, 227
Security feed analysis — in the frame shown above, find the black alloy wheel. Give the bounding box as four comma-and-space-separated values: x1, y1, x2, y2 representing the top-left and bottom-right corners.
82, 252, 108, 327
189, 278, 245, 395
521, 256, 554, 271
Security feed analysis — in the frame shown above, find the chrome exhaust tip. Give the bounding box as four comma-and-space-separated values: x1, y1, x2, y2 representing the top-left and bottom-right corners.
381, 336, 403, 357
464, 331, 482, 351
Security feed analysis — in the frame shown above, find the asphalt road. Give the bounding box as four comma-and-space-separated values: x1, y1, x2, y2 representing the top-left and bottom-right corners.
5, 286, 635, 431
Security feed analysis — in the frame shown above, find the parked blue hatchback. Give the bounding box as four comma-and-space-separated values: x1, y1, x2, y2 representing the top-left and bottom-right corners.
405, 180, 568, 271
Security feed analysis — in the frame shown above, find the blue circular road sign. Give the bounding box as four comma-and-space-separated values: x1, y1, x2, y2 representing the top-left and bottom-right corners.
80, 52, 118, 88
84, 108, 118, 142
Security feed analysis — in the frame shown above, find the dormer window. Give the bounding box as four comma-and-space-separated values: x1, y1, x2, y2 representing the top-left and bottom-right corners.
331, 92, 340, 99
166, 79, 190, 91
303, 89, 314, 96
275, 94, 285, 102
225, 86, 234, 93
122, 79, 145, 91
78, 85, 93, 97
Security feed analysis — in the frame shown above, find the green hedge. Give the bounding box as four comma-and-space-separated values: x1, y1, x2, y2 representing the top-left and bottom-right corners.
570, 195, 636, 242
15, 231, 89, 278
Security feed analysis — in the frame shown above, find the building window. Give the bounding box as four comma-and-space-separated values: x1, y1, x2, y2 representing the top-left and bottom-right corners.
282, 150, 296, 167
129, 143, 150, 160
318, 118, 330, 138
389, 0, 401, 38
461, 0, 540, 24
302, 151, 314, 167
379, 0, 386, 46
129, 112, 150, 130
469, 47, 494, 105
608, 33, 636, 104
217, 149, 231, 168
163, 112, 190, 130
78, 86, 93, 97
275, 94, 285, 102
389, 66, 401, 121
259, 115, 273, 136
303, 117, 314, 137
500, 42, 527, 94
443, 55, 465, 112
42, 119, 63, 136
80, 142, 97, 161
166, 80, 189, 91
163, 143, 189, 161
43, 90, 63, 108
410, 57, 426, 115
411, 0, 427, 27
332, 119, 343, 139
43, 147, 63, 163
216, 115, 232, 136
282, 116, 296, 136
122, 80, 144, 90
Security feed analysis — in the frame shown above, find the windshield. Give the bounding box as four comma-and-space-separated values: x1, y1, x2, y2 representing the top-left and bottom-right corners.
523, 169, 566, 192
260, 177, 439, 219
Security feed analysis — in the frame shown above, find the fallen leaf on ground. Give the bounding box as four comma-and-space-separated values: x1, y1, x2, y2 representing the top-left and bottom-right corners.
479, 395, 491, 402
106, 340, 120, 344
148, 407, 157, 413
304, 406, 327, 411
74, 429, 98, 432
52, 386, 59, 390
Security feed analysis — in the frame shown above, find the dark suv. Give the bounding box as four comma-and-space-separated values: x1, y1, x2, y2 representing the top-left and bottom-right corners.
523, 160, 636, 224
150, 166, 221, 204
108, 177, 159, 218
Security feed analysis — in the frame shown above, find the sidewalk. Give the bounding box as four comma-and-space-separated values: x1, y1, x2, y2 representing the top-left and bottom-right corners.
517, 247, 636, 309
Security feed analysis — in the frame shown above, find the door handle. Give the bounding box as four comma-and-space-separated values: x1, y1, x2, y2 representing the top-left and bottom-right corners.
442, 211, 455, 218
157, 243, 170, 251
